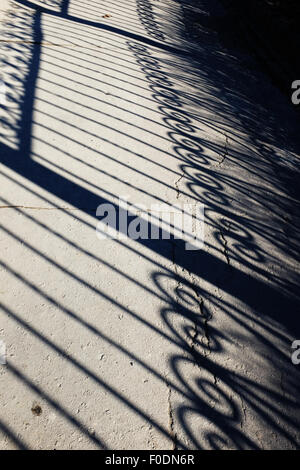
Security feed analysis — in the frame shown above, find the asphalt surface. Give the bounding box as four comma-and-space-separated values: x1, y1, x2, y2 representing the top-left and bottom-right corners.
0, 0, 300, 449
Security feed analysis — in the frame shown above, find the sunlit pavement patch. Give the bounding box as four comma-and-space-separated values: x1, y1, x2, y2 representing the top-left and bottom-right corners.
0, 340, 6, 365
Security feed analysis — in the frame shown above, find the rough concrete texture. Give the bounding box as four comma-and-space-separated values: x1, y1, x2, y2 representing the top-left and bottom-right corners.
0, 0, 300, 450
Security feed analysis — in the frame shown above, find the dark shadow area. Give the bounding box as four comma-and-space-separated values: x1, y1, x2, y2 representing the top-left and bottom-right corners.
218, 0, 300, 94
0, 0, 300, 449
0, 419, 28, 449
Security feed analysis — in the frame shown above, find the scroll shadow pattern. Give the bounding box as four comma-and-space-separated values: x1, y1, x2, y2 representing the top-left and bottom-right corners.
0, 0, 299, 450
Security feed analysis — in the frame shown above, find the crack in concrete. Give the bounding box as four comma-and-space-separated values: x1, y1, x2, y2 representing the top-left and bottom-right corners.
200, 297, 212, 358
219, 222, 231, 266
239, 395, 247, 430
175, 173, 184, 200
217, 133, 229, 165
189, 282, 204, 360
148, 424, 157, 450
280, 371, 286, 399
190, 320, 199, 357
213, 375, 219, 386
167, 383, 178, 450
190, 282, 213, 360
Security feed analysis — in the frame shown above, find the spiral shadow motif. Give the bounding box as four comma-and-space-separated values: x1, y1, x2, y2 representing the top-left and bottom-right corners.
136, 0, 165, 41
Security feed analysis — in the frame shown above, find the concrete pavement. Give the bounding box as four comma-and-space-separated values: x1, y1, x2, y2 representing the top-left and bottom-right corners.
0, 0, 300, 449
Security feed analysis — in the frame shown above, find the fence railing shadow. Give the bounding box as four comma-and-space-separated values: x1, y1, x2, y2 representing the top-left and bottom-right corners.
0, 0, 300, 449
